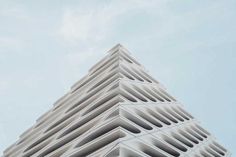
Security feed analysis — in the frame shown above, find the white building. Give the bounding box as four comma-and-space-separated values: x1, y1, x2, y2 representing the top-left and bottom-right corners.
4, 44, 230, 157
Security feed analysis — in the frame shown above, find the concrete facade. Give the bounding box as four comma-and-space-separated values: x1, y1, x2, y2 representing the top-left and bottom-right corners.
4, 44, 230, 157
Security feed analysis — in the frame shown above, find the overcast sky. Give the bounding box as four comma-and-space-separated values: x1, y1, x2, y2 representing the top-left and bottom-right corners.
0, 0, 236, 155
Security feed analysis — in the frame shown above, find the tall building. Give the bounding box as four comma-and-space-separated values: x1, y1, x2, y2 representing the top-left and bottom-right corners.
4, 44, 229, 157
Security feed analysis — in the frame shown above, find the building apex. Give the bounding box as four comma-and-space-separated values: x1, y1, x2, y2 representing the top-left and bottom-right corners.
107, 43, 129, 54
110, 43, 123, 50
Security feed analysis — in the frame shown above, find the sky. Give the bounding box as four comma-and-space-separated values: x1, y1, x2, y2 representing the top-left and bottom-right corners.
0, 0, 236, 155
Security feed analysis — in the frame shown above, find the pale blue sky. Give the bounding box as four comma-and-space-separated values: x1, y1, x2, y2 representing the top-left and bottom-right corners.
0, 0, 235, 155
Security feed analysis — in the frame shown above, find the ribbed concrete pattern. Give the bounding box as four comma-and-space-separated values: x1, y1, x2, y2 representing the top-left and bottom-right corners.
3, 44, 230, 157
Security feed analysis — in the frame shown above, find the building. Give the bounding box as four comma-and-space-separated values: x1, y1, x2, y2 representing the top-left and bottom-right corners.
4, 44, 230, 157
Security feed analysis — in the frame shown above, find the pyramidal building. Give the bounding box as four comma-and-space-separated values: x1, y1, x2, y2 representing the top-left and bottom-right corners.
4, 44, 229, 157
